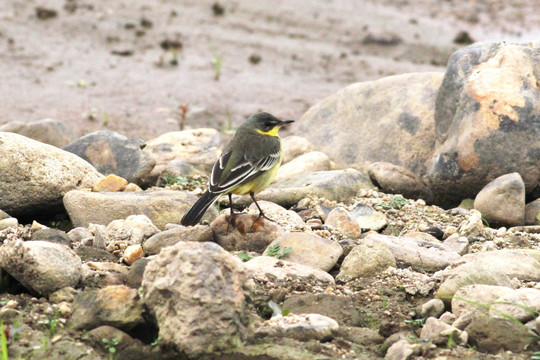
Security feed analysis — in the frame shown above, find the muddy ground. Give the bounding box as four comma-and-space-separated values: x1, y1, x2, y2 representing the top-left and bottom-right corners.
1, 0, 539, 140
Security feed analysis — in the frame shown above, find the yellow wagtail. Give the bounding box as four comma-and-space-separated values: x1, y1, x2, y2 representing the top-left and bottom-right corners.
181, 112, 294, 226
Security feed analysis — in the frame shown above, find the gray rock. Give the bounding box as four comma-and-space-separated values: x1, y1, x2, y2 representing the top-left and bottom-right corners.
474, 172, 525, 227
442, 234, 469, 255
282, 294, 361, 326
74, 244, 118, 263
419, 299, 446, 319
436, 250, 540, 303
85, 325, 156, 360
263, 232, 342, 272
336, 239, 396, 282
350, 203, 388, 231
338, 326, 384, 345
255, 313, 338, 342
67, 227, 93, 244
365, 233, 460, 272
247, 200, 307, 230
451, 284, 515, 318
420, 317, 467, 346
244, 256, 335, 285
63, 189, 217, 230
297, 72, 443, 176
0, 118, 76, 148
525, 198, 540, 225
142, 224, 213, 255
274, 151, 331, 183
0, 132, 103, 217
465, 313, 536, 353
456, 209, 484, 237
63, 130, 154, 185
30, 228, 71, 247
126, 257, 151, 288
103, 215, 159, 250
142, 241, 249, 357
212, 213, 285, 253
368, 162, 433, 202
428, 42, 540, 207
69, 285, 144, 331
141, 128, 222, 182
281, 135, 314, 164
385, 339, 419, 360
0, 240, 82, 296
233, 169, 372, 208
154, 159, 205, 187
325, 207, 362, 239
0, 209, 10, 220
490, 288, 540, 323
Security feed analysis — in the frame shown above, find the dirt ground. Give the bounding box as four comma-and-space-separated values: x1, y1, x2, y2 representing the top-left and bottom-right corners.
1, 0, 539, 141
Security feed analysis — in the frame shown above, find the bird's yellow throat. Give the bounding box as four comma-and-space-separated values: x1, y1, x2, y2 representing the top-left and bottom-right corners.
255, 126, 281, 136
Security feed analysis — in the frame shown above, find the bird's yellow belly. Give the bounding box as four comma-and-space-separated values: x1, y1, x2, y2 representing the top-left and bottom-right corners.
231, 158, 282, 195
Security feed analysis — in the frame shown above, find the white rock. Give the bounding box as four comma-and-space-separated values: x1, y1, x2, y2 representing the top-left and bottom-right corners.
244, 256, 335, 284
256, 313, 338, 341
490, 287, 540, 323
452, 284, 515, 318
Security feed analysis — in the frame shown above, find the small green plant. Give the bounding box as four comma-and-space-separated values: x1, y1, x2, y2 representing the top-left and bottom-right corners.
0, 321, 8, 360
160, 175, 202, 188
481, 217, 490, 227
266, 244, 292, 259
102, 337, 119, 360
532, 351, 540, 360
447, 331, 455, 348
404, 318, 425, 329
281, 309, 290, 316
150, 336, 161, 347
38, 310, 60, 338
212, 51, 222, 81
375, 195, 410, 210
236, 252, 253, 262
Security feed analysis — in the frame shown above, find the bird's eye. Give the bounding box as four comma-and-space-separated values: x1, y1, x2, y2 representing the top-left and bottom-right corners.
265, 122, 272, 128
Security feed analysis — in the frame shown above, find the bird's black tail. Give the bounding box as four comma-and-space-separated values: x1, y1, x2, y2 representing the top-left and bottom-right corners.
181, 191, 220, 226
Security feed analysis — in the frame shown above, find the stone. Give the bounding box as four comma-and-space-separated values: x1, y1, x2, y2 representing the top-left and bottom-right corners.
428, 42, 540, 207
490, 288, 540, 323
474, 172, 526, 227
442, 234, 469, 255
64, 189, 217, 230
436, 250, 540, 303
385, 339, 418, 360
232, 169, 372, 208
212, 213, 285, 253
244, 256, 335, 285
457, 209, 484, 237
297, 72, 442, 176
325, 207, 362, 238
69, 285, 144, 331
140, 128, 221, 184
74, 245, 118, 263
126, 258, 151, 289
0, 218, 18, 231
247, 200, 307, 231
439, 312, 457, 325
142, 241, 249, 357
49, 287, 78, 304
465, 313, 536, 353
0, 132, 103, 217
0, 209, 10, 220
281, 135, 314, 164
419, 299, 446, 319
420, 317, 467, 346
368, 162, 433, 202
0, 240, 82, 296
63, 130, 153, 185
121, 245, 145, 265
263, 232, 342, 272
451, 284, 515, 318
0, 118, 76, 148
525, 198, 540, 225
349, 203, 388, 231
85, 325, 156, 360
30, 228, 71, 247
81, 262, 128, 287
103, 215, 159, 251
92, 174, 128, 192
338, 326, 384, 345
282, 294, 361, 326
336, 239, 396, 282
364, 233, 460, 272
67, 227, 93, 244
255, 313, 338, 342
274, 151, 331, 183
142, 224, 213, 255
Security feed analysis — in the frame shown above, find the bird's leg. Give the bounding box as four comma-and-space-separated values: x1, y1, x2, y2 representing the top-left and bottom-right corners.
251, 192, 274, 224
226, 193, 237, 232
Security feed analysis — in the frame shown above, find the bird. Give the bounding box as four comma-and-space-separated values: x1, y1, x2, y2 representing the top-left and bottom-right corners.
181, 112, 294, 226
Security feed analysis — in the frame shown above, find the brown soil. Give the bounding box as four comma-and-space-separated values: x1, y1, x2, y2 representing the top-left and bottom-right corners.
2, 0, 539, 140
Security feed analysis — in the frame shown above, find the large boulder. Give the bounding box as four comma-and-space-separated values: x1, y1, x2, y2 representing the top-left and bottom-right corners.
142, 241, 249, 357
64, 189, 217, 230
297, 72, 443, 175
0, 118, 76, 148
0, 132, 103, 216
63, 130, 153, 185
428, 42, 540, 206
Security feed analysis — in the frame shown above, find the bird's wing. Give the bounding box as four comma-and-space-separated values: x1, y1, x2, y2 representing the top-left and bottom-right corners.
209, 150, 281, 193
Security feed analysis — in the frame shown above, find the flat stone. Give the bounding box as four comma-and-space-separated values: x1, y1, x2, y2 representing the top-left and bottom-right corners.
244, 256, 335, 285
142, 224, 213, 255
336, 239, 396, 282
274, 151, 331, 183
451, 284, 515, 318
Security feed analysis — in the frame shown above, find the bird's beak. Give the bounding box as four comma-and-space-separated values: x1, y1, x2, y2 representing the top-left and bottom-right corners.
281, 120, 294, 125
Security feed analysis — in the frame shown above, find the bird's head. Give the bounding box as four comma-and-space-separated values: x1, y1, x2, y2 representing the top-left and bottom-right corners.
248, 112, 294, 136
